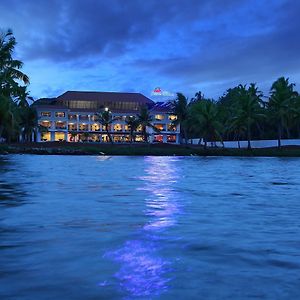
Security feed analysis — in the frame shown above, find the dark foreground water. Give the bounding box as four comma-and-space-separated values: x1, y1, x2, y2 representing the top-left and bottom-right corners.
0, 155, 300, 299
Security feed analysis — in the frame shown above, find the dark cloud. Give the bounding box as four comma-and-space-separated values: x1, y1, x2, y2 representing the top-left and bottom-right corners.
0, 0, 299, 98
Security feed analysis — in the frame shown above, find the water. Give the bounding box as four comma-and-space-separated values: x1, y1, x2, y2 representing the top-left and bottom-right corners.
0, 155, 300, 299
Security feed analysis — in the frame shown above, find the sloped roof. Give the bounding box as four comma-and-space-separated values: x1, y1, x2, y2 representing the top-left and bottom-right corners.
150, 101, 174, 112
57, 91, 154, 105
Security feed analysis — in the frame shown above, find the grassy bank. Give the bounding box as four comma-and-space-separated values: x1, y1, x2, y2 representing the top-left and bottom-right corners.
1, 142, 300, 157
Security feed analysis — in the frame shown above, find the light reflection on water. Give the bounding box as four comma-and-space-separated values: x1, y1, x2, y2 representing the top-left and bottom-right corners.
1, 155, 300, 299
104, 156, 181, 297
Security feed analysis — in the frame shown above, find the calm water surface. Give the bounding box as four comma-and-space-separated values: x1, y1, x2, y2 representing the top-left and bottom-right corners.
0, 155, 300, 299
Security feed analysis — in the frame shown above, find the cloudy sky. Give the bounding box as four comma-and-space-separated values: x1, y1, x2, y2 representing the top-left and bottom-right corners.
0, 0, 299, 100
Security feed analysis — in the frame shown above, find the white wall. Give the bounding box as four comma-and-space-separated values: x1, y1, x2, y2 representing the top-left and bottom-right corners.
189, 139, 300, 148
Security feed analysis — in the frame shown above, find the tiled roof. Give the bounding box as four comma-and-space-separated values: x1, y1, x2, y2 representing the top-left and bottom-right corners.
57, 91, 154, 105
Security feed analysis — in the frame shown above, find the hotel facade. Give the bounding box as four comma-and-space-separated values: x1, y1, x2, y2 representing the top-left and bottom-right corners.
33, 91, 180, 144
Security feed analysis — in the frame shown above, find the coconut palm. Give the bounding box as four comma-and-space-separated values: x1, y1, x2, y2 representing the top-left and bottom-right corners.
269, 77, 297, 147
231, 84, 265, 149
0, 29, 31, 142
125, 116, 140, 144
190, 99, 223, 149
95, 109, 119, 144
137, 106, 158, 142
0, 29, 29, 97
171, 93, 190, 144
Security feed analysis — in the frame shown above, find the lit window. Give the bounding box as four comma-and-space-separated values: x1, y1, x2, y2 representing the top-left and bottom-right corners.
55, 112, 65, 118
154, 124, 164, 131
155, 114, 164, 120
55, 121, 66, 129
40, 121, 51, 128
113, 124, 123, 132
55, 132, 66, 141
169, 115, 177, 121
154, 135, 163, 142
167, 135, 176, 143
41, 132, 51, 141
91, 124, 101, 131
41, 112, 51, 117
167, 124, 177, 131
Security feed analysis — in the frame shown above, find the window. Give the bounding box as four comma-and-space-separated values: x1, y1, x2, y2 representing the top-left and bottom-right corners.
55, 121, 67, 129
79, 124, 89, 131
169, 115, 177, 121
135, 135, 144, 142
91, 123, 101, 131
68, 123, 77, 131
41, 112, 51, 117
113, 135, 123, 142
68, 114, 77, 120
79, 114, 89, 121
40, 120, 51, 128
55, 132, 66, 141
154, 124, 165, 131
55, 112, 65, 118
113, 124, 123, 132
154, 135, 163, 143
41, 132, 51, 141
167, 124, 177, 131
167, 135, 176, 143
155, 114, 164, 121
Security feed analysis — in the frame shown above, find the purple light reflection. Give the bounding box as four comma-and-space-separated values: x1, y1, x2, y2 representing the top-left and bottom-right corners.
105, 240, 170, 297
139, 156, 181, 231
103, 157, 182, 298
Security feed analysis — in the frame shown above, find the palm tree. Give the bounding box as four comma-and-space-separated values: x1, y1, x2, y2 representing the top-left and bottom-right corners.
232, 84, 264, 149
190, 99, 223, 149
18, 86, 36, 142
268, 77, 298, 147
95, 109, 119, 144
227, 115, 247, 148
0, 29, 29, 97
137, 106, 158, 142
125, 116, 140, 144
0, 29, 31, 142
171, 93, 190, 144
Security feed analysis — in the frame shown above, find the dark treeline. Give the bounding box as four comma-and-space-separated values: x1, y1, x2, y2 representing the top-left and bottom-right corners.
172, 79, 299, 148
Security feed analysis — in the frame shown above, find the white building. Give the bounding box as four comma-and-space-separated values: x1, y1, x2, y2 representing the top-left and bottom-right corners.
33, 91, 180, 144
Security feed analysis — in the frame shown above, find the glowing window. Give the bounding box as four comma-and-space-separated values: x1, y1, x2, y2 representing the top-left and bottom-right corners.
154, 124, 164, 131
167, 135, 176, 143
168, 115, 177, 121
41, 132, 51, 141
55, 132, 66, 141
41, 112, 51, 117
113, 124, 123, 132
155, 114, 164, 121
55, 112, 65, 118
40, 120, 51, 128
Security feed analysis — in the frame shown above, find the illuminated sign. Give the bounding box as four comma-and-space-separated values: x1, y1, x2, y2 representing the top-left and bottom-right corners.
151, 87, 175, 97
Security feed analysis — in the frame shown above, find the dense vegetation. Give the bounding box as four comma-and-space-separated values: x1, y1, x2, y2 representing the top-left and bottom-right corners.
1, 28, 299, 149
172, 79, 300, 148
0, 29, 36, 143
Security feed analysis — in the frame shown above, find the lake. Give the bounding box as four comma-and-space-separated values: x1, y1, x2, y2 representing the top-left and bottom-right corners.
0, 155, 300, 299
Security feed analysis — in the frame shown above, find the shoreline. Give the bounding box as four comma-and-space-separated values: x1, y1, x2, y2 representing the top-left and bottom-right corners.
1, 142, 300, 157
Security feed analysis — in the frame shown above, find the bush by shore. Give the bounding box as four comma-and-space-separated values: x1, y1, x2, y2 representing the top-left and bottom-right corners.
1, 142, 300, 157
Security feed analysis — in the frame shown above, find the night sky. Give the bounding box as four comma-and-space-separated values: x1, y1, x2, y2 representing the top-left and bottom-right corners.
0, 0, 299, 100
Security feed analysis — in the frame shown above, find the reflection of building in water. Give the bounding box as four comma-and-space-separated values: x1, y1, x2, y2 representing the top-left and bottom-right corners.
103, 157, 181, 298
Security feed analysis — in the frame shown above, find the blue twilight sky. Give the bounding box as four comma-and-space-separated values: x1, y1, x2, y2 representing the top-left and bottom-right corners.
0, 0, 299, 101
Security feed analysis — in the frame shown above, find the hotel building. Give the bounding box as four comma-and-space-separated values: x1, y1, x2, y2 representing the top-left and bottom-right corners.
33, 91, 180, 144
